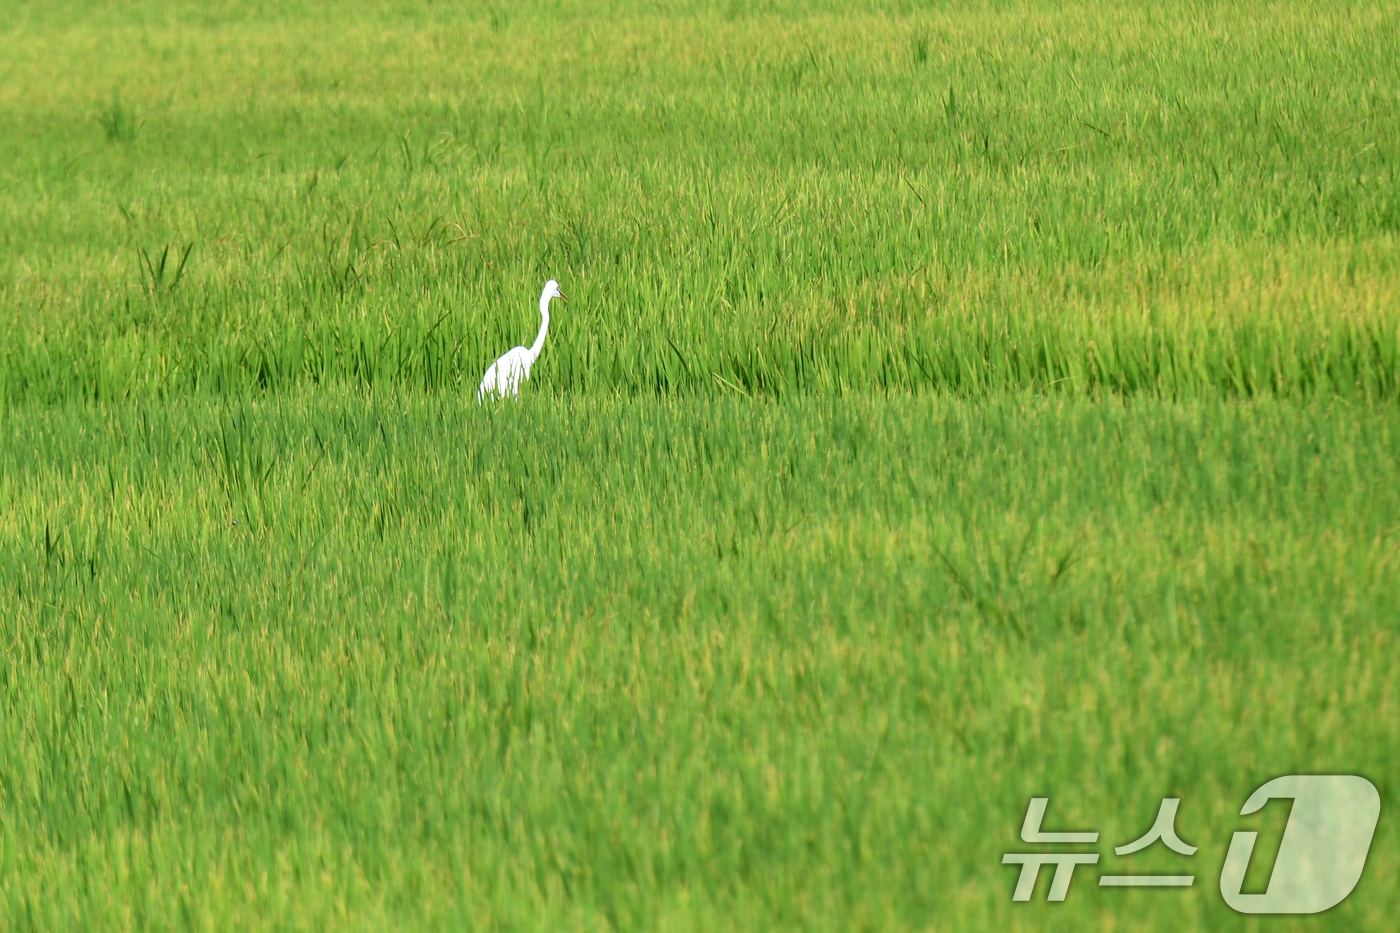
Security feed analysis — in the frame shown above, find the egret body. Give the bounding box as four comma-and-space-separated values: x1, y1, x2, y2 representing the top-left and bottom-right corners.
478, 280, 567, 402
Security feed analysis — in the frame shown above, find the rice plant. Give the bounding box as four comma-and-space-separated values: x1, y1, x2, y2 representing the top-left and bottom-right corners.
0, 1, 1397, 929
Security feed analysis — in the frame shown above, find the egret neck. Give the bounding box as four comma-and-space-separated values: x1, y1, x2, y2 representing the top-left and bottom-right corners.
527, 289, 552, 364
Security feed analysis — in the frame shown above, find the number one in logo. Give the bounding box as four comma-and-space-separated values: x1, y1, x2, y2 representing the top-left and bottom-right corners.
1220, 775, 1381, 915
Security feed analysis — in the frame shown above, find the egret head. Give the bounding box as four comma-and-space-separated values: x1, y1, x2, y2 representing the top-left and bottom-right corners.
543, 279, 568, 304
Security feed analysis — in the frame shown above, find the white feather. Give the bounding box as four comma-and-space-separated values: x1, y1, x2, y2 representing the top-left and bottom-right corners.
478, 280, 566, 402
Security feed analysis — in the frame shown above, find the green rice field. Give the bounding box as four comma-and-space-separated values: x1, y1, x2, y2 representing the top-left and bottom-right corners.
1, 1, 1397, 929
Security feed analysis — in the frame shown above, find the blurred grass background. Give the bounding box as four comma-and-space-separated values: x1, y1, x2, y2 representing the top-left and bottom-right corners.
0, 1, 1397, 930
1, 0, 1396, 401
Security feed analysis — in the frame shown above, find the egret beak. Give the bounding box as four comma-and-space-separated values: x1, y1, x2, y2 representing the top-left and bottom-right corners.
558, 290, 568, 304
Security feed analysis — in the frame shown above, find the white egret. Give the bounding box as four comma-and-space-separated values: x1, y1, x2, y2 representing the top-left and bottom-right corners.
477, 279, 567, 402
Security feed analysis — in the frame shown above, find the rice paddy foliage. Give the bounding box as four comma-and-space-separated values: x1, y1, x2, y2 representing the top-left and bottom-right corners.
1, 390, 1397, 930
1, 0, 1397, 403
2, 1, 1398, 930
